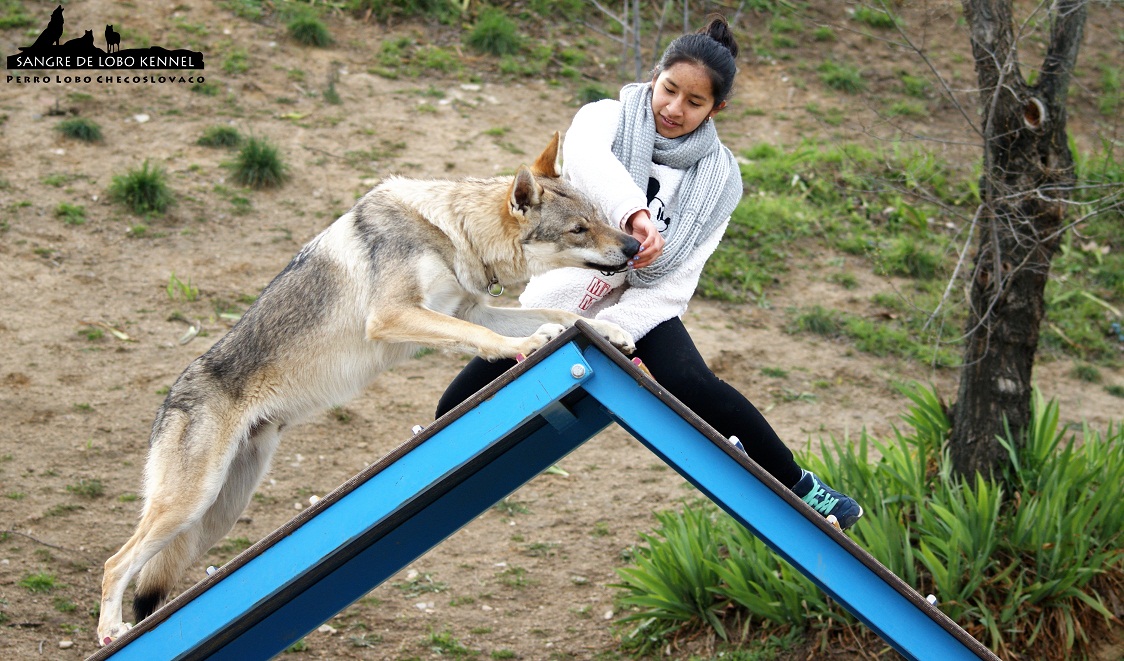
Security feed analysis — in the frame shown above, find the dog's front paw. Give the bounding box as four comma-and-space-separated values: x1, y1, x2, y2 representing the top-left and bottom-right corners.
517, 323, 567, 355
98, 621, 133, 646
585, 320, 635, 354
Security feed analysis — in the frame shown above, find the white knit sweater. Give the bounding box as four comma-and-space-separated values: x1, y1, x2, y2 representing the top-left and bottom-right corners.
519, 98, 729, 342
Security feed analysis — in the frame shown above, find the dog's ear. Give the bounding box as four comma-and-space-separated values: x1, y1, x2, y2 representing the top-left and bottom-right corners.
530, 131, 561, 178
509, 166, 543, 217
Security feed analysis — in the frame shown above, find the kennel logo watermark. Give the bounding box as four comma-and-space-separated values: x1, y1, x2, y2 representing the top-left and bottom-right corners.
5, 4, 204, 84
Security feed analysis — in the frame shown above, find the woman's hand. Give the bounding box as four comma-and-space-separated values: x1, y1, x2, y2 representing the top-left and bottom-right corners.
624, 210, 665, 270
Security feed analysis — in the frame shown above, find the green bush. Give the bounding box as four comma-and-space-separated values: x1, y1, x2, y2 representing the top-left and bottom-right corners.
56, 117, 103, 142
230, 137, 288, 189
197, 125, 243, 148
467, 8, 521, 56
109, 161, 174, 216
348, 0, 460, 24
853, 5, 897, 29
288, 15, 332, 47
577, 84, 611, 105
55, 202, 87, 225
612, 385, 1124, 660
818, 61, 866, 93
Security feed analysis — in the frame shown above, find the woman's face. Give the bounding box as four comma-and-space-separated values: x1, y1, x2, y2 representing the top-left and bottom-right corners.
650, 62, 726, 139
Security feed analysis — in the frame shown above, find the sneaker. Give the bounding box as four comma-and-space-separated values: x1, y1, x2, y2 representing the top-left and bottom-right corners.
792, 470, 863, 530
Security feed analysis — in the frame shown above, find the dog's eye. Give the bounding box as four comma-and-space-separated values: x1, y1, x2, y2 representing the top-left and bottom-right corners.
570, 224, 588, 234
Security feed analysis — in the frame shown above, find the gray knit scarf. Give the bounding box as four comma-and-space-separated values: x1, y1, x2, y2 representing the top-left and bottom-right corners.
612, 82, 743, 286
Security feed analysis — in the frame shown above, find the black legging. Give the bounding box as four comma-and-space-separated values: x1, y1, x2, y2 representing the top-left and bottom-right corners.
435, 317, 804, 488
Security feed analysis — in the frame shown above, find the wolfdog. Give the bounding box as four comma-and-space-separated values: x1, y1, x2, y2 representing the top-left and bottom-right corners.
97, 133, 639, 645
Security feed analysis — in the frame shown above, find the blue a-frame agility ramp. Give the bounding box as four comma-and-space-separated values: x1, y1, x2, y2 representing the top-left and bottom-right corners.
89, 321, 998, 661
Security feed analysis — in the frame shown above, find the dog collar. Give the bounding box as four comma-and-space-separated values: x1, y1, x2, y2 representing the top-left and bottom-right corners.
487, 275, 504, 297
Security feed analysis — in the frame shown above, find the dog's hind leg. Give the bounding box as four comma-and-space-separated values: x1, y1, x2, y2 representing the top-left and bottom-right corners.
131, 420, 283, 621
97, 411, 252, 645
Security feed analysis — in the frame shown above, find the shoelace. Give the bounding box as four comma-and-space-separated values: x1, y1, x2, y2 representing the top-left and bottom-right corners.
803, 482, 839, 515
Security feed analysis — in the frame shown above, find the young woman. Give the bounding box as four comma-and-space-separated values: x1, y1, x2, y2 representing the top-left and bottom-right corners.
436, 16, 862, 529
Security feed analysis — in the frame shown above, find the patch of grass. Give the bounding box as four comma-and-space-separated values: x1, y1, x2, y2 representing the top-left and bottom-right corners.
222, 48, 250, 74
828, 271, 859, 289
230, 137, 288, 189
55, 202, 87, 225
578, 84, 611, 104
323, 79, 341, 104
493, 498, 530, 516
899, 71, 931, 98
0, 0, 35, 29
812, 26, 836, 42
19, 572, 58, 593
198, 125, 242, 148
853, 5, 897, 29
788, 305, 842, 337
66, 478, 105, 498
166, 273, 200, 302
467, 7, 521, 56
886, 100, 927, 118
108, 161, 174, 216
79, 326, 104, 341
1098, 64, 1122, 117
416, 45, 459, 73
426, 629, 475, 657
288, 15, 332, 47
496, 565, 528, 589
1071, 363, 1102, 383
818, 60, 866, 93
877, 236, 942, 279
43, 173, 75, 187
213, 536, 253, 555
192, 81, 221, 95
348, 0, 459, 24
768, 15, 803, 35
395, 572, 448, 597
55, 117, 102, 142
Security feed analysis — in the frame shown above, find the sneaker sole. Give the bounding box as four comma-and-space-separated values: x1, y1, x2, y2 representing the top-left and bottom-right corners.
827, 505, 864, 531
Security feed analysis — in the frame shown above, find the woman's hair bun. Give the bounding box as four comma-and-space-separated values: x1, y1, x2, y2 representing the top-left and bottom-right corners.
701, 15, 738, 59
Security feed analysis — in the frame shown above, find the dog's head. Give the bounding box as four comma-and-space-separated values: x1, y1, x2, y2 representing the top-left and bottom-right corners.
508, 132, 640, 276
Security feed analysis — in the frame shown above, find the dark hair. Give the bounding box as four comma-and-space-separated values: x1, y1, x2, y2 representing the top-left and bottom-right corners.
655, 15, 739, 106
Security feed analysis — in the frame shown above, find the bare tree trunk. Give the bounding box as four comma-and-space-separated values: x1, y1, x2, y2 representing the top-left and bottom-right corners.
633, 0, 643, 81
950, 0, 1088, 477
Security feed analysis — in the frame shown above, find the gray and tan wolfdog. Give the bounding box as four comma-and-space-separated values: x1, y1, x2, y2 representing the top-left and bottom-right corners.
97, 133, 639, 645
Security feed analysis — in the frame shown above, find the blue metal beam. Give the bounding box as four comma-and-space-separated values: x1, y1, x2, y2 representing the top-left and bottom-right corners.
575, 341, 995, 661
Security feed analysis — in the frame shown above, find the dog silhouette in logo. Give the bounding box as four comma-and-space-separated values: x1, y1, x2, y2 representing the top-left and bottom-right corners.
63, 30, 95, 50
105, 25, 121, 53
19, 5, 64, 52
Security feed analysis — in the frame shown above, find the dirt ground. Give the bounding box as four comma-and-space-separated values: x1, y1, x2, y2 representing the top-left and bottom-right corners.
1, 1, 1122, 659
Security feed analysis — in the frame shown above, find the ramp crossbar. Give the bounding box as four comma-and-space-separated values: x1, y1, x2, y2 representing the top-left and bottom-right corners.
89, 323, 997, 661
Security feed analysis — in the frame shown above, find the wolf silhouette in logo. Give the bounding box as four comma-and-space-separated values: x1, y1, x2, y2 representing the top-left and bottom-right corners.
62, 30, 95, 50
105, 25, 121, 53
19, 5, 64, 52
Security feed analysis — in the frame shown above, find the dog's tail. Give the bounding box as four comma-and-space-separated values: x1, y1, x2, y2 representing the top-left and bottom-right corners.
132, 533, 194, 620
131, 414, 280, 622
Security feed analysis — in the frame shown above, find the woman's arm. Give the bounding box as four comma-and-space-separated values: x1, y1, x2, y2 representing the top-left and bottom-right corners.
563, 99, 664, 268
562, 100, 649, 231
